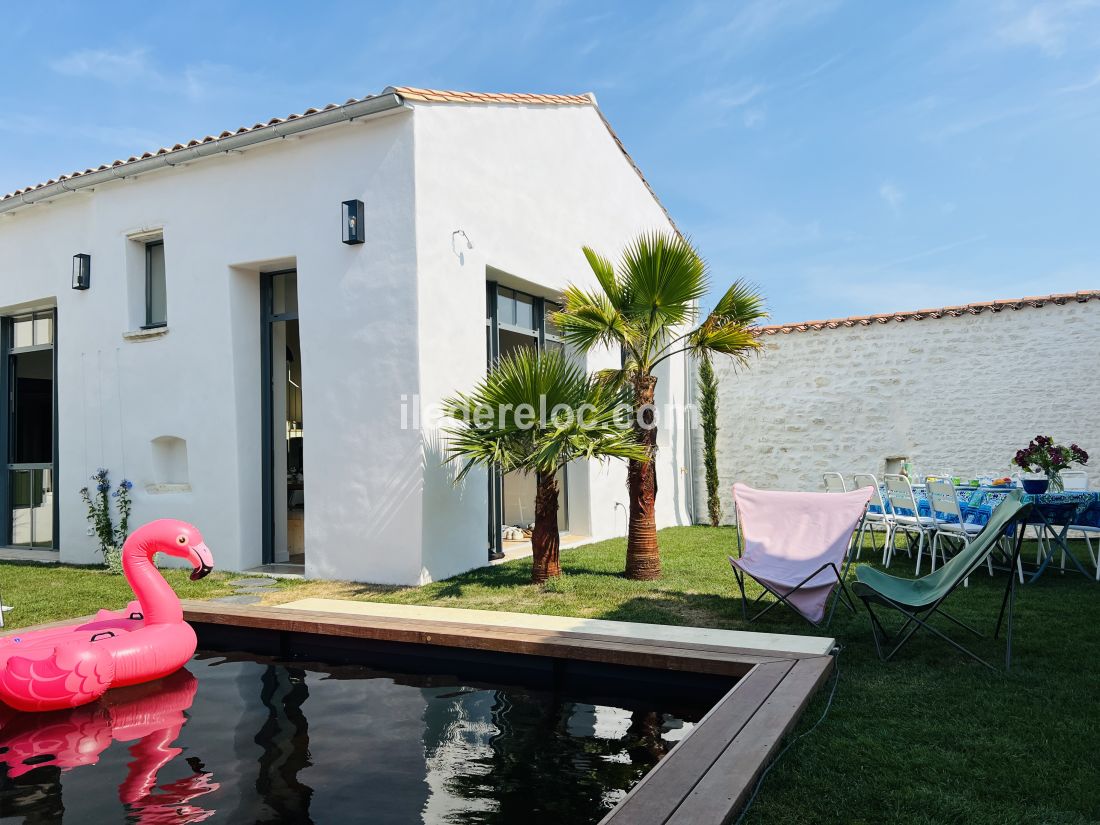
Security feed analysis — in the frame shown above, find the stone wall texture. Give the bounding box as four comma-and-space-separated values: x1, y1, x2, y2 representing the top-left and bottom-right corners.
691, 298, 1100, 524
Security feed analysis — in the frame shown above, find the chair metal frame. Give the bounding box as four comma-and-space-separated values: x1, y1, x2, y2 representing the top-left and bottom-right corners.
1057, 470, 1099, 578
730, 492, 860, 629
859, 505, 1031, 671
852, 472, 891, 560
882, 474, 936, 571
927, 478, 994, 584
822, 472, 847, 493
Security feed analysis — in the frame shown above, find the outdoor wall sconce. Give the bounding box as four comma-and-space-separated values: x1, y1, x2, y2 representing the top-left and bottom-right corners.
342, 199, 365, 245
72, 253, 91, 290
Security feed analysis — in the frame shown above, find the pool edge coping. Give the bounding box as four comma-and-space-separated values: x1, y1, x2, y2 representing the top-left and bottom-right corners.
2, 603, 835, 824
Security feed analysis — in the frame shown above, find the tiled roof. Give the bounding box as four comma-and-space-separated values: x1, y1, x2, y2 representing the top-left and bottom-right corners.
1, 87, 675, 236
757, 290, 1100, 335
386, 86, 593, 105
1, 93, 394, 205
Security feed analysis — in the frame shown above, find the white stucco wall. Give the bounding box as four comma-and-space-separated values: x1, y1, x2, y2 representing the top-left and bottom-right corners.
0, 107, 419, 577
410, 101, 692, 583
692, 299, 1100, 523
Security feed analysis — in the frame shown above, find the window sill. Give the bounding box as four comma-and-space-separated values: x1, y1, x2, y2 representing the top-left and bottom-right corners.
145, 482, 191, 495
122, 326, 169, 342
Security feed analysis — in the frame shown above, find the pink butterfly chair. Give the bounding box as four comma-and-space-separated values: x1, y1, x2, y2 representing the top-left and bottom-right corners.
729, 482, 874, 627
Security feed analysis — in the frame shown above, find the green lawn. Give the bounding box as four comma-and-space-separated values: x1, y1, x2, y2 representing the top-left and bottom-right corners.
2, 529, 1098, 824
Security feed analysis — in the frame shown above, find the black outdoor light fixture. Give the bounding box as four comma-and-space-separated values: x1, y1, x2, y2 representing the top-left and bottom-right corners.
342, 199, 365, 245
72, 254, 91, 290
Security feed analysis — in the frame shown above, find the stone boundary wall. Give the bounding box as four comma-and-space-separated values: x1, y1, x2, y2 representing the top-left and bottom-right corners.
691, 297, 1100, 524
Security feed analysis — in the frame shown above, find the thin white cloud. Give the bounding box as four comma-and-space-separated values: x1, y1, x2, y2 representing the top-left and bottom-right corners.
878, 235, 987, 269
51, 48, 152, 83
878, 181, 905, 211
702, 83, 766, 109
49, 47, 242, 102
743, 108, 767, 128
995, 1, 1100, 57
1056, 67, 1100, 92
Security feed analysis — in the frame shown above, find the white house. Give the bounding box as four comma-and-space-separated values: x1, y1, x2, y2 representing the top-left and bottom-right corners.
0, 86, 693, 584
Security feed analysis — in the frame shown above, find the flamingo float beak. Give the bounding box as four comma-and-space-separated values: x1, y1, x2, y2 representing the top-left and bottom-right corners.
190, 541, 214, 581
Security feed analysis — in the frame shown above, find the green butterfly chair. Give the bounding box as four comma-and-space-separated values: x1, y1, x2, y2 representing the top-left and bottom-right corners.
853, 490, 1029, 671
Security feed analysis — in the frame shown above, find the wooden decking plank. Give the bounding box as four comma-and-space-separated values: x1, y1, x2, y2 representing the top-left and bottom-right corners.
664, 655, 835, 824
600, 660, 794, 825
182, 602, 781, 677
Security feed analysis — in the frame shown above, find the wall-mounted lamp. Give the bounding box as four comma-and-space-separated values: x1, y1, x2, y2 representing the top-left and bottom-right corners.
72, 254, 91, 290
452, 229, 473, 251
342, 199, 365, 245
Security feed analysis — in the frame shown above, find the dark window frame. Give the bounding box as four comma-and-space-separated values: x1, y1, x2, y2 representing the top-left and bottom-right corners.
485, 282, 569, 557
143, 240, 167, 329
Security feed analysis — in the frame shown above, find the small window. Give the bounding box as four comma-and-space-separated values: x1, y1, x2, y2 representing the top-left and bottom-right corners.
11, 312, 53, 349
145, 241, 167, 328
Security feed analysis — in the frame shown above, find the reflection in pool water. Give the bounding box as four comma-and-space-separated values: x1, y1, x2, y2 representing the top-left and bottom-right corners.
0, 650, 710, 824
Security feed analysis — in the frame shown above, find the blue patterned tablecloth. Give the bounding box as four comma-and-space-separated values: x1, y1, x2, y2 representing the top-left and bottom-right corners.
874, 485, 1100, 528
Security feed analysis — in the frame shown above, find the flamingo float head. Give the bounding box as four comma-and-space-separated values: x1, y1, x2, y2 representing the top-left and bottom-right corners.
152, 520, 214, 581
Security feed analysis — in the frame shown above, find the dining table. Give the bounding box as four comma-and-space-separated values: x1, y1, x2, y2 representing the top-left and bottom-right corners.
878, 483, 1099, 583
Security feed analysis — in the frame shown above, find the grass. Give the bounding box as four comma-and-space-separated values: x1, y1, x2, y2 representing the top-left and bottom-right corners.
0, 562, 237, 628
2, 529, 1099, 823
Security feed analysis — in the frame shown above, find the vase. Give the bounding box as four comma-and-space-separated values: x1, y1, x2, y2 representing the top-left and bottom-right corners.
1021, 478, 1049, 495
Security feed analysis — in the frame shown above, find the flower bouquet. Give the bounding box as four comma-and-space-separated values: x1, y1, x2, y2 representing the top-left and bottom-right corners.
1012, 436, 1088, 493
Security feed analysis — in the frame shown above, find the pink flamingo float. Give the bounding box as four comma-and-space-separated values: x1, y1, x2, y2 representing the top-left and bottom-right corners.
0, 519, 214, 712
0, 668, 220, 822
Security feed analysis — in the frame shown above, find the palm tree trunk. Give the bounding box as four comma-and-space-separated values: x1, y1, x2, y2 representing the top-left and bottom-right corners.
626, 374, 661, 580
531, 470, 561, 584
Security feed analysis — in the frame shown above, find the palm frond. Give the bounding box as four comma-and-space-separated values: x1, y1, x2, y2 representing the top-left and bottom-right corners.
582, 246, 622, 308
441, 347, 643, 479
619, 231, 708, 332
552, 284, 628, 352
709, 279, 768, 327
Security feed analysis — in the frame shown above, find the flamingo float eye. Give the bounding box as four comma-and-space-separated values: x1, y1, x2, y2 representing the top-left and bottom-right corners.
177, 535, 188, 546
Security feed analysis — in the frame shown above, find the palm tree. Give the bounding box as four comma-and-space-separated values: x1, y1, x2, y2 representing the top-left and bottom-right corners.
443, 347, 647, 584
552, 231, 767, 580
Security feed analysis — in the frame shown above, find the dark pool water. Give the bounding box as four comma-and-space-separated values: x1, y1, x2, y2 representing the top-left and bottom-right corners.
0, 650, 714, 824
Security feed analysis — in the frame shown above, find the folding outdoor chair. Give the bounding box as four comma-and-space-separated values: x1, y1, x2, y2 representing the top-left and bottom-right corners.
853, 490, 1030, 671
728, 482, 873, 628
1058, 470, 1099, 577
822, 472, 847, 493
882, 474, 937, 572
853, 472, 892, 560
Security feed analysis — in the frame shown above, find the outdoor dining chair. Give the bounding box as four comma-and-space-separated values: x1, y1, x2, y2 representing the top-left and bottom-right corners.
1058, 470, 1099, 578
727, 482, 873, 627
882, 474, 937, 573
852, 472, 891, 560
854, 490, 1030, 670
822, 472, 848, 493
927, 478, 994, 584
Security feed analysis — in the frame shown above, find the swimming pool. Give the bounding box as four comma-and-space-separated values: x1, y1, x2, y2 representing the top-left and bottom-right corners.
1, 649, 720, 824
1, 602, 834, 824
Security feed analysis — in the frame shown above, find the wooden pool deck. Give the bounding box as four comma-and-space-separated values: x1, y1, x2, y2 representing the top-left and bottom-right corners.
275, 597, 835, 657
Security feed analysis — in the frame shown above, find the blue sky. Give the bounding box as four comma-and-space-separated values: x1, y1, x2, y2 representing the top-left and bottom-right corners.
2, 1, 1098, 323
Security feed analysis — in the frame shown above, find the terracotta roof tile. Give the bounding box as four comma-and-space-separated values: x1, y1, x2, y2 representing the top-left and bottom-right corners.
388, 86, 593, 106
756, 291, 1100, 335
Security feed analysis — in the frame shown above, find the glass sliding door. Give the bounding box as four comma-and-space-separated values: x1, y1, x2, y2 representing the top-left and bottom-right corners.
3, 310, 57, 549
261, 271, 304, 567
485, 284, 568, 559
